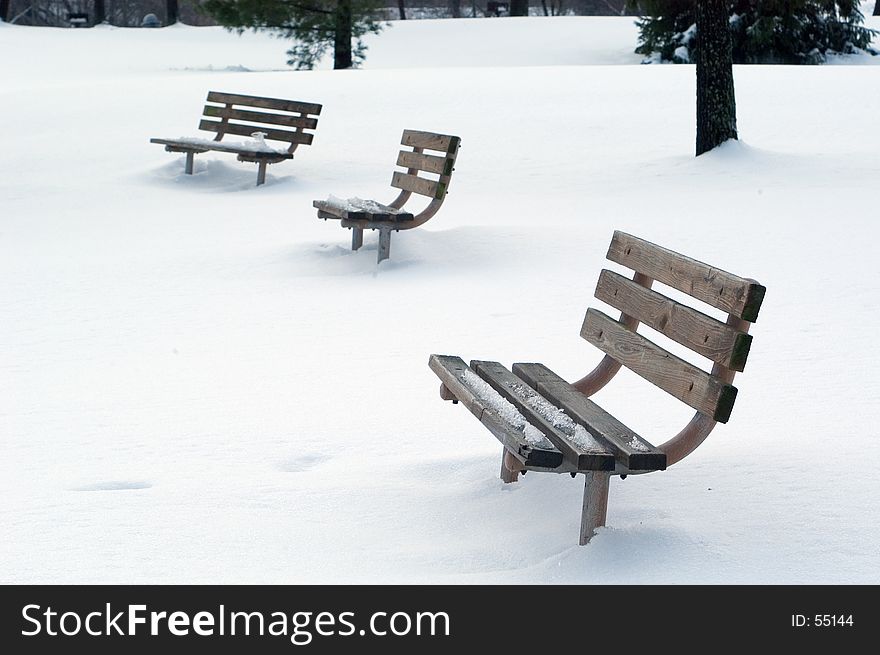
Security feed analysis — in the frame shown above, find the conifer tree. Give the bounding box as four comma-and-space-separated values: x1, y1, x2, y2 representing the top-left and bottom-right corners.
201, 0, 385, 70
635, 1, 876, 64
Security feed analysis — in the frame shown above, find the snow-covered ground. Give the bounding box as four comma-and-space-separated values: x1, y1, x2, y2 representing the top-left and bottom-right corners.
1, 16, 879, 584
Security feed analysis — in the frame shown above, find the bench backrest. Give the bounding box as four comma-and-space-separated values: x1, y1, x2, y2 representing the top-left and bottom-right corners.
582, 231, 766, 424
198, 91, 322, 153
390, 130, 461, 201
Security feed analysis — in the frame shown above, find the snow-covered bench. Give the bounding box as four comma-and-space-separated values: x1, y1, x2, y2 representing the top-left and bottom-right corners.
151, 91, 322, 186
313, 129, 461, 263
430, 231, 766, 545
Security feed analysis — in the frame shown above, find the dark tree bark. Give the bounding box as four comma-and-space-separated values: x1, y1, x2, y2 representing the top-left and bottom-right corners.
334, 0, 353, 69
510, 0, 529, 16
397, 0, 405, 19
0, 0, 10, 23
695, 0, 737, 156
448, 0, 461, 17
874, 1, 879, 16
93, 0, 106, 25
167, 0, 179, 24
541, 0, 549, 15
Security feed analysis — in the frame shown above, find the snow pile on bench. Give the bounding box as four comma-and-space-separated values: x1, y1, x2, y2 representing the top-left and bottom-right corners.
460, 369, 552, 448
510, 383, 604, 451
323, 195, 408, 215
171, 134, 288, 154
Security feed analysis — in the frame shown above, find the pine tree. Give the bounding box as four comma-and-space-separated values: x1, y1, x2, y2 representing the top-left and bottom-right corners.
200, 0, 385, 70
635, 1, 877, 64
874, 0, 879, 16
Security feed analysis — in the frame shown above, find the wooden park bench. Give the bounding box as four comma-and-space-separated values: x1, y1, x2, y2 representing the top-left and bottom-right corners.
313, 130, 460, 263
430, 231, 766, 545
151, 91, 322, 186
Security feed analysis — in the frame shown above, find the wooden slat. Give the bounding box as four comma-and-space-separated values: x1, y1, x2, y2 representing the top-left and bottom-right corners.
471, 361, 615, 472
512, 363, 666, 472
607, 231, 766, 322
581, 309, 738, 423
396, 150, 453, 176
390, 171, 445, 199
313, 200, 414, 223
151, 138, 292, 160
199, 120, 314, 145
203, 105, 318, 130
595, 270, 753, 372
428, 355, 563, 469
206, 91, 322, 116
401, 130, 459, 153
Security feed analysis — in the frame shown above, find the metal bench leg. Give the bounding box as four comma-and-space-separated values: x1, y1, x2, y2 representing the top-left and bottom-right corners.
184, 152, 194, 175
351, 227, 364, 251
377, 227, 392, 263
579, 471, 610, 545
256, 161, 268, 186
500, 449, 522, 484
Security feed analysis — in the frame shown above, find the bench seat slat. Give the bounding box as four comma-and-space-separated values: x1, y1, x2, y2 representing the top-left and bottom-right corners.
471, 361, 616, 472
428, 355, 564, 469
203, 105, 319, 130
401, 130, 459, 153
512, 363, 666, 472
150, 138, 293, 160
199, 119, 314, 145
596, 270, 753, 372
313, 200, 414, 223
581, 309, 738, 423
396, 150, 454, 176
206, 91, 322, 116
390, 171, 445, 199
607, 231, 766, 322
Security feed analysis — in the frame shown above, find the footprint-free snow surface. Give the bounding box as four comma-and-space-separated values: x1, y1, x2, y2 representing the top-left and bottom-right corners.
2, 16, 879, 583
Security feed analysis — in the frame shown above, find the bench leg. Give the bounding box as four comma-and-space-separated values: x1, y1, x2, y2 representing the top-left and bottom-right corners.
184, 152, 194, 175
500, 449, 523, 484
351, 227, 364, 251
377, 227, 392, 263
579, 471, 610, 545
256, 161, 268, 186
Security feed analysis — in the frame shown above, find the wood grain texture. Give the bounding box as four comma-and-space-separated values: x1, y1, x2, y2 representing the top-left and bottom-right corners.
401, 130, 459, 153
581, 309, 738, 423
203, 105, 318, 130
580, 471, 610, 545
199, 120, 314, 145
206, 91, 322, 116
512, 362, 666, 472
595, 269, 753, 372
471, 360, 615, 471
391, 171, 445, 199
396, 150, 453, 176
428, 355, 563, 468
607, 231, 766, 322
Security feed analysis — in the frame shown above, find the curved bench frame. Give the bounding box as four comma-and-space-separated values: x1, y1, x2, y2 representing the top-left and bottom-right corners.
430, 231, 766, 545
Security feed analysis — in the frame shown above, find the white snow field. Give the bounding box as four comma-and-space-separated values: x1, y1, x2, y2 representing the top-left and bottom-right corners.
2, 16, 879, 584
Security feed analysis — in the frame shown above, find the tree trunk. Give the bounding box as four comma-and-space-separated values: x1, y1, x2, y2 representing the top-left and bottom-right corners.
0, 0, 10, 23
334, 0, 353, 69
695, 0, 737, 156
93, 0, 106, 25
541, 0, 549, 16
166, 0, 179, 24
448, 0, 461, 18
397, 0, 406, 19
874, 1, 879, 16
510, 0, 529, 16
